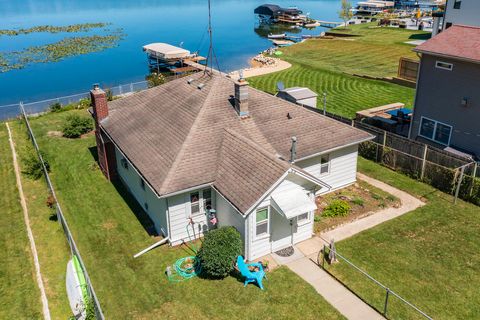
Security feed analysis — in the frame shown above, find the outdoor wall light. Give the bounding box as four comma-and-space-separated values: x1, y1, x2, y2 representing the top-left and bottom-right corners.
461, 97, 469, 107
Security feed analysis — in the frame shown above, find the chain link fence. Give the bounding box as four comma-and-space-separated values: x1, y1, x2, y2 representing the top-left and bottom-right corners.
0, 80, 149, 121
319, 244, 433, 320
20, 103, 104, 319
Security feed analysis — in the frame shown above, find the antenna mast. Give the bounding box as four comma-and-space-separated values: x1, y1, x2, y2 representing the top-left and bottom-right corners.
205, 0, 214, 74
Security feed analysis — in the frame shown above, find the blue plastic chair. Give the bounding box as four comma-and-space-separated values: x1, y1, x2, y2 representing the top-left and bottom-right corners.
236, 256, 266, 290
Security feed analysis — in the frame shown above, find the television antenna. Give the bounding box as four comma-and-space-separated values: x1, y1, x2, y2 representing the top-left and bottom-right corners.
205, 0, 220, 75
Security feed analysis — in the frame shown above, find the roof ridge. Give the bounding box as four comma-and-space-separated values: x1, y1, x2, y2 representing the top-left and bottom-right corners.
221, 128, 290, 170
158, 76, 219, 194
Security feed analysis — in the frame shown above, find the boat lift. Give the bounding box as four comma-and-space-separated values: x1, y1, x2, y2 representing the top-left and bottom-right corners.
143, 43, 206, 75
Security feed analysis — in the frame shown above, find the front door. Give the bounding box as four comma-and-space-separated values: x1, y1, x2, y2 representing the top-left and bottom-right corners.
270, 207, 293, 251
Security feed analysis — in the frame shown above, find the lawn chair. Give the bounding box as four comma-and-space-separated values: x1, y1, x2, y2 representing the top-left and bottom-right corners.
236, 256, 266, 290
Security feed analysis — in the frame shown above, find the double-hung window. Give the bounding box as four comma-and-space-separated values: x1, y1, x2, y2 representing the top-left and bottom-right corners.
256, 207, 269, 237
190, 189, 213, 216
320, 155, 330, 175
419, 117, 452, 146
453, 0, 461, 9
190, 192, 200, 216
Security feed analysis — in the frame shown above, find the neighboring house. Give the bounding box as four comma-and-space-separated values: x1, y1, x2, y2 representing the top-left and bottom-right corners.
409, 25, 480, 159
90, 72, 372, 261
444, 0, 480, 29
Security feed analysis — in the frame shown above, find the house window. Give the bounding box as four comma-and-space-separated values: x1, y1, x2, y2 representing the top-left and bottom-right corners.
453, 0, 461, 9
256, 207, 269, 237
435, 61, 453, 71
203, 189, 212, 212
190, 192, 200, 215
297, 212, 309, 225
140, 178, 145, 190
419, 117, 452, 146
320, 155, 330, 175
120, 158, 129, 170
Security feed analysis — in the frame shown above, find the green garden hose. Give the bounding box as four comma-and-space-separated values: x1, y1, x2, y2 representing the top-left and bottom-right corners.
167, 256, 201, 282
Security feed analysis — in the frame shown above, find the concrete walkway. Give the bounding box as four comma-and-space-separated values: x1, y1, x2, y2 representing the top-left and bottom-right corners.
321, 173, 425, 243
283, 174, 425, 320
288, 256, 384, 320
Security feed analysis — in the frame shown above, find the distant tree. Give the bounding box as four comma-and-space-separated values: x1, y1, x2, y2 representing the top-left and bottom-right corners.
338, 0, 353, 29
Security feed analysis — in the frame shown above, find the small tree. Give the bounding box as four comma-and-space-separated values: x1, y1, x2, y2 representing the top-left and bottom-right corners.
338, 0, 353, 29
62, 114, 94, 138
196, 226, 242, 278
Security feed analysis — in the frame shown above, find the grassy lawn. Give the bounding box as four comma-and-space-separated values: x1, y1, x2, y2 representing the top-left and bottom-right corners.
323, 157, 480, 319
10, 109, 345, 319
248, 23, 428, 118
8, 120, 72, 319
0, 124, 42, 319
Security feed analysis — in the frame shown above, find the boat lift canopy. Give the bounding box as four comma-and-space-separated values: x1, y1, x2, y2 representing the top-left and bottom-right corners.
143, 43, 192, 60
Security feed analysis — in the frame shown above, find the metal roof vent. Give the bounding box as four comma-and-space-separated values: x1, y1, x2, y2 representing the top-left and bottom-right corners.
187, 78, 194, 84
197, 83, 205, 90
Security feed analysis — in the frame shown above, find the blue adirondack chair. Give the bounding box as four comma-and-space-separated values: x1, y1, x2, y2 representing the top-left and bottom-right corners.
236, 256, 266, 290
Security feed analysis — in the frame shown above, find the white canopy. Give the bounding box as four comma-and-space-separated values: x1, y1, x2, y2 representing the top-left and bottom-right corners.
143, 43, 191, 60
271, 185, 317, 219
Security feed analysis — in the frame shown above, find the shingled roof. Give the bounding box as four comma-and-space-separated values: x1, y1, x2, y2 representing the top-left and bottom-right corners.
414, 25, 480, 64
100, 72, 372, 213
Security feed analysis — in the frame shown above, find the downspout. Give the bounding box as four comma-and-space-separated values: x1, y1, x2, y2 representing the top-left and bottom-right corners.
407, 52, 423, 139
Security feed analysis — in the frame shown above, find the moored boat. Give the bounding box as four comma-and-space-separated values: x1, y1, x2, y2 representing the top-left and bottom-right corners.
268, 33, 287, 39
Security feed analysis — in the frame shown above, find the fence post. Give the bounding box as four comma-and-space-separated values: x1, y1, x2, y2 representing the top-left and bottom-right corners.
454, 165, 466, 204
384, 288, 390, 317
470, 163, 478, 197
322, 245, 326, 268
420, 144, 428, 181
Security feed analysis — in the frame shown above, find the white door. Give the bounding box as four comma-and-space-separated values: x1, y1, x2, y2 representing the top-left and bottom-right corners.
270, 207, 293, 251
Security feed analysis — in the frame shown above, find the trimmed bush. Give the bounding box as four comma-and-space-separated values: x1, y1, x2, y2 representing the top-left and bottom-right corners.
196, 226, 242, 278
49, 102, 62, 112
62, 114, 93, 138
22, 152, 50, 180
322, 200, 351, 217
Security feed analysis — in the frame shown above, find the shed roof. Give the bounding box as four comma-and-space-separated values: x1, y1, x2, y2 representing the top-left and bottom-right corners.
414, 25, 480, 63
101, 72, 372, 214
281, 87, 318, 100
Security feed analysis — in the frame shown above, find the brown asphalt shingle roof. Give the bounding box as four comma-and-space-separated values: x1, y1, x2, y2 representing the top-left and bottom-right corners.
101, 72, 372, 213
414, 25, 480, 63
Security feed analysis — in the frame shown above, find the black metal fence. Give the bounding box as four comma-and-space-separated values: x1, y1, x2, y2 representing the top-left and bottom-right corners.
20, 103, 104, 319
319, 245, 433, 320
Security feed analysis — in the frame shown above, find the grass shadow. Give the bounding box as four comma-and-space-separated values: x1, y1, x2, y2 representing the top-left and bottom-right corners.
88, 146, 158, 237
408, 33, 431, 40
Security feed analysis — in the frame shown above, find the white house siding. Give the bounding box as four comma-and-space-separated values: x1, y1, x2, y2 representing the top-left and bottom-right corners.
167, 191, 211, 246
115, 148, 168, 237
215, 190, 247, 254
297, 145, 359, 193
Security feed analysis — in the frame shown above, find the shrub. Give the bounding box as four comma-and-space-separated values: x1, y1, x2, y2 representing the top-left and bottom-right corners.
22, 152, 50, 180
146, 72, 166, 88
314, 215, 321, 222
196, 226, 242, 278
351, 197, 364, 206
323, 200, 351, 217
49, 102, 62, 112
62, 114, 94, 138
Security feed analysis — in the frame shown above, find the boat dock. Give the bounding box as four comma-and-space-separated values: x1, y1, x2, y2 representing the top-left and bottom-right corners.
143, 43, 205, 75
316, 20, 343, 28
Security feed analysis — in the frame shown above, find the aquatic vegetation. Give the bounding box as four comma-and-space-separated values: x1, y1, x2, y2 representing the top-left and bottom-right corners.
1, 31, 125, 72
0, 23, 109, 36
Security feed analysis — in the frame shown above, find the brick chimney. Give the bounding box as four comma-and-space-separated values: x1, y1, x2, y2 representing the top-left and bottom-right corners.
90, 84, 108, 124
234, 79, 249, 117
90, 84, 116, 180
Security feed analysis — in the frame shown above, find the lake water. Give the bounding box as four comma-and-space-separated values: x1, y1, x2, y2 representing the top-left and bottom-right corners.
0, 0, 343, 105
